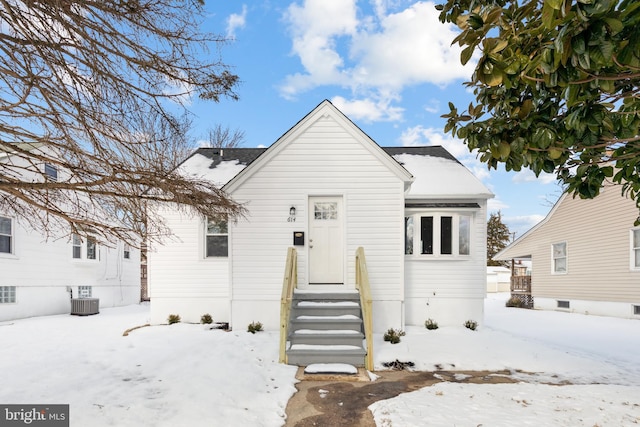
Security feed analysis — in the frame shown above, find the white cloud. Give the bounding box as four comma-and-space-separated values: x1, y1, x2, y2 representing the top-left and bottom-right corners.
226, 5, 248, 39
280, 1, 473, 118
504, 214, 546, 239
331, 95, 403, 122
512, 169, 557, 185
487, 197, 509, 213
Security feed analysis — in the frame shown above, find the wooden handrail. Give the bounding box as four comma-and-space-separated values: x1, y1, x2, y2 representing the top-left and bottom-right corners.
355, 247, 374, 371
279, 247, 297, 363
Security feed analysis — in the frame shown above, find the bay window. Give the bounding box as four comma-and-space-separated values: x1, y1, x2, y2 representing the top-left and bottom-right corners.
405, 212, 473, 257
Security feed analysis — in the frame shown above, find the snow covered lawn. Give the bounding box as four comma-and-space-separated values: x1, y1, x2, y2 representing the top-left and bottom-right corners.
1, 294, 639, 426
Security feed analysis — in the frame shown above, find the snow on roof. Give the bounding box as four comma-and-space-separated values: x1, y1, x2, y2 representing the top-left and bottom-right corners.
393, 153, 493, 199
178, 153, 248, 187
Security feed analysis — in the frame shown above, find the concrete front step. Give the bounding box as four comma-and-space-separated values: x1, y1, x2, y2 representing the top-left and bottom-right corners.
289, 315, 363, 332
290, 329, 364, 346
293, 291, 360, 302
287, 345, 367, 367
293, 300, 361, 317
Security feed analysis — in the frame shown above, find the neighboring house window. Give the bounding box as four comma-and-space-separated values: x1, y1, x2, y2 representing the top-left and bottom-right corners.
78, 286, 92, 298
632, 229, 640, 269
72, 234, 82, 259
552, 242, 567, 273
0, 216, 12, 254
86, 237, 97, 260
44, 163, 58, 181
72, 234, 97, 260
406, 213, 472, 257
206, 218, 228, 257
0, 286, 16, 303
124, 244, 131, 260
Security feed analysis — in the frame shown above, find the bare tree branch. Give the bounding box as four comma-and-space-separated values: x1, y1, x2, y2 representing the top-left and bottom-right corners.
0, 0, 242, 245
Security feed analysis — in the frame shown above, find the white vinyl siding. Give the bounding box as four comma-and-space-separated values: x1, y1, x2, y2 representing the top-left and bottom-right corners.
229, 113, 407, 302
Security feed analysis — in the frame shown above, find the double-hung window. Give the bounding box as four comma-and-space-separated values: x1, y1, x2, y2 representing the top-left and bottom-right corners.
206, 218, 228, 257
406, 213, 472, 257
0, 216, 12, 254
72, 234, 98, 260
632, 229, 640, 270
552, 242, 567, 274
124, 244, 131, 260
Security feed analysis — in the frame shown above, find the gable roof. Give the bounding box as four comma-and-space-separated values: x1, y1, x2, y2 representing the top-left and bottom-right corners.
178, 100, 493, 199
222, 100, 414, 192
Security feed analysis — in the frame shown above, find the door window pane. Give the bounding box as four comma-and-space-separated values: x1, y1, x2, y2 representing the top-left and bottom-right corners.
314, 202, 338, 220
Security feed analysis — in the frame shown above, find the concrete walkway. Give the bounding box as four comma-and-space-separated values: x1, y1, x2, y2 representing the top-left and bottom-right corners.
284, 369, 519, 426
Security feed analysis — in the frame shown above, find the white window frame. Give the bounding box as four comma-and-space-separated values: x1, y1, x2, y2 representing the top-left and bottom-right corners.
72, 234, 98, 261
405, 212, 473, 258
631, 228, 640, 271
44, 163, 58, 181
0, 215, 13, 255
552, 242, 568, 274
0, 286, 16, 303
205, 218, 228, 258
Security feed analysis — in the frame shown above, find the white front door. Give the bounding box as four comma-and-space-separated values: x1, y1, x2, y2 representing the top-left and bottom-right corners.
309, 196, 344, 284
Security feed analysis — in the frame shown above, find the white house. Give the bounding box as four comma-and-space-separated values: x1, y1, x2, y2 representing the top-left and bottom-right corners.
0, 144, 141, 321
495, 183, 640, 319
148, 100, 493, 339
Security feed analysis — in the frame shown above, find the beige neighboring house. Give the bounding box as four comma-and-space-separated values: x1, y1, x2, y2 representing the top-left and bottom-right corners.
495, 183, 640, 319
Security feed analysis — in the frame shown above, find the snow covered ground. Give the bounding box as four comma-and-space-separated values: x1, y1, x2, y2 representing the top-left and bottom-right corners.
1, 293, 639, 426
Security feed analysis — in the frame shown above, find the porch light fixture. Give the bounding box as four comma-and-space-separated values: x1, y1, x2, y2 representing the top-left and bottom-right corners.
289, 206, 296, 217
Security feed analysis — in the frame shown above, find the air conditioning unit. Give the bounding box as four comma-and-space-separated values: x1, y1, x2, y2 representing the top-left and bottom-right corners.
70, 298, 99, 316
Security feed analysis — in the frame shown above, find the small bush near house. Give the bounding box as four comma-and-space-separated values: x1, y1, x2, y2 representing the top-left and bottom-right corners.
425, 318, 439, 330
383, 328, 406, 344
505, 296, 524, 308
464, 320, 478, 331
247, 321, 263, 334
167, 314, 181, 325
200, 313, 213, 324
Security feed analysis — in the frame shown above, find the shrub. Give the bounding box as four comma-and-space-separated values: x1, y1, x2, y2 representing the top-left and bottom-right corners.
505, 296, 524, 308
383, 328, 405, 344
464, 320, 478, 331
424, 318, 439, 330
167, 314, 181, 325
247, 321, 263, 334
200, 313, 213, 324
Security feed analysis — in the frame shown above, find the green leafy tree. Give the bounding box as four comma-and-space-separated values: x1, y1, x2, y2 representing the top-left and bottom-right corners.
437, 0, 640, 225
487, 211, 511, 266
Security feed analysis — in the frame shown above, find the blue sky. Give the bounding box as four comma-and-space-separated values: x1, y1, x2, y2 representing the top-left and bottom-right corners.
185, 0, 560, 239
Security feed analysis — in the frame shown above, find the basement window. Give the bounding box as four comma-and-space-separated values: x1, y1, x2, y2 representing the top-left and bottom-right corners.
0, 286, 16, 303
557, 300, 570, 309
634, 305, 640, 316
